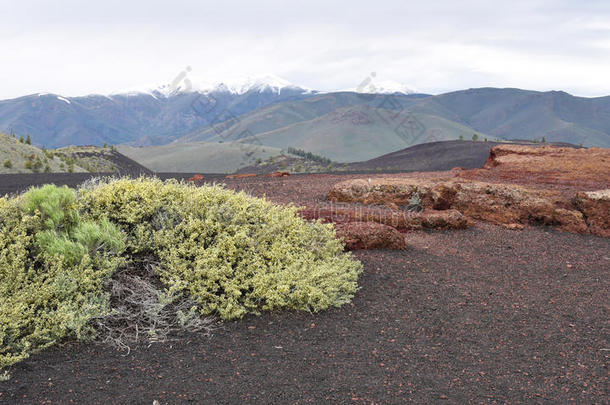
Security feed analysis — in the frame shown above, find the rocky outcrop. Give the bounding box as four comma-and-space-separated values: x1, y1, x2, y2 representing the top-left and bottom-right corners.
573, 190, 610, 237
264, 171, 291, 177
334, 222, 406, 250
328, 177, 608, 236
187, 174, 205, 185
300, 205, 470, 231
460, 145, 610, 191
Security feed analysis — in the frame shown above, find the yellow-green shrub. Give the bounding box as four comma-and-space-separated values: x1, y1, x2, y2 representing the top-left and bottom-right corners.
79, 178, 362, 319
0, 177, 362, 373
0, 186, 124, 371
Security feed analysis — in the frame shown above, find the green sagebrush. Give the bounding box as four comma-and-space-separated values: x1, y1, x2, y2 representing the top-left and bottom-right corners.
0, 185, 125, 371
0, 178, 362, 373
79, 178, 362, 320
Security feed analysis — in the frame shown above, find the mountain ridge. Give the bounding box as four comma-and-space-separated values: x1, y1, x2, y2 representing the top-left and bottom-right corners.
0, 84, 609, 151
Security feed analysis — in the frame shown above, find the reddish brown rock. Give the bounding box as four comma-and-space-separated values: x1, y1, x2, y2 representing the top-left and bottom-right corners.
502, 223, 525, 231
334, 222, 406, 250
553, 208, 589, 234
187, 174, 205, 185
300, 205, 470, 231
328, 178, 594, 235
573, 190, 610, 237
264, 171, 291, 177
461, 145, 610, 191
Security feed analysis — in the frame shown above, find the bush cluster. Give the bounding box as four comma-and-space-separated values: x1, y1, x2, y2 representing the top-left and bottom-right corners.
79, 178, 361, 319
0, 185, 124, 371
0, 178, 362, 372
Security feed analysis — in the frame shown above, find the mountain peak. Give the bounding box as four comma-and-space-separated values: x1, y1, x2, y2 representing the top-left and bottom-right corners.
113, 74, 312, 98
350, 79, 418, 95
206, 74, 308, 95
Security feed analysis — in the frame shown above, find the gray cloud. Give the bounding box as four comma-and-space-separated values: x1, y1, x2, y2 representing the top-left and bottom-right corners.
1, 0, 609, 99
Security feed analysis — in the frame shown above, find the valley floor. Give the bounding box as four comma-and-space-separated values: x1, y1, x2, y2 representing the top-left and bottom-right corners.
0, 173, 608, 404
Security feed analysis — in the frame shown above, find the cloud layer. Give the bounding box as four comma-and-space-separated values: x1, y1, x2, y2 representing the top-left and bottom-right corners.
1, 0, 609, 99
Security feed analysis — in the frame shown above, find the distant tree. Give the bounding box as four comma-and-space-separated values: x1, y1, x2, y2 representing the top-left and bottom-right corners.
286, 147, 332, 165
472, 133, 479, 141
103, 142, 108, 148
19, 135, 24, 143
484, 138, 488, 142
3, 160, 12, 168
25, 135, 31, 145
541, 136, 546, 143
458, 135, 464, 140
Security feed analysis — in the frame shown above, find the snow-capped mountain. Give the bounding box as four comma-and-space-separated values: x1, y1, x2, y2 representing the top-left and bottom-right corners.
349, 79, 418, 95
117, 74, 313, 98
0, 75, 424, 148
199, 75, 312, 95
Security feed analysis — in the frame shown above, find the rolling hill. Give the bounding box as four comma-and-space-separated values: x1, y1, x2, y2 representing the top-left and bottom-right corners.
0, 132, 151, 175
177, 92, 428, 144
345, 139, 581, 172
226, 105, 489, 162
412, 88, 610, 146
118, 142, 285, 173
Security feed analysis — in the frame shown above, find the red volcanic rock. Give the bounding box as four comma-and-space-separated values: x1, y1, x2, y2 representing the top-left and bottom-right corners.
573, 190, 610, 237
334, 222, 406, 250
461, 145, 610, 191
300, 205, 470, 231
187, 174, 205, 184
264, 171, 291, 177
226, 173, 258, 179
418, 210, 471, 230
553, 208, 589, 234
502, 223, 525, 231
328, 178, 599, 235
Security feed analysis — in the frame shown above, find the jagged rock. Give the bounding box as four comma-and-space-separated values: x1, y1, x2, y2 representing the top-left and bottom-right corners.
334, 222, 406, 250
553, 208, 589, 234
328, 178, 594, 234
573, 190, 610, 237
300, 205, 470, 231
502, 223, 525, 230
461, 145, 610, 190
187, 174, 205, 185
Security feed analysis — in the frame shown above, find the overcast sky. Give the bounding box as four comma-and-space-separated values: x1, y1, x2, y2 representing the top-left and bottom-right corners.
1, 0, 609, 99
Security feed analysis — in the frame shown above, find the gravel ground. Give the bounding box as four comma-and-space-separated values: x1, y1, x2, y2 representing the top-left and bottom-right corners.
0, 173, 608, 404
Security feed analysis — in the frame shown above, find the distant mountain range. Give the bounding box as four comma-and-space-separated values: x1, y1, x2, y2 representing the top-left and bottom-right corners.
1, 76, 609, 162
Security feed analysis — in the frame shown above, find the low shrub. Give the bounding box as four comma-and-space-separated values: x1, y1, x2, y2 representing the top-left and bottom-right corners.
0, 185, 124, 371
79, 178, 362, 320
0, 178, 362, 373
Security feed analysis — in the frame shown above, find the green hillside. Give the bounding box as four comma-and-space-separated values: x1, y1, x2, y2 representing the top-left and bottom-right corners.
118, 142, 285, 173
0, 132, 87, 174
0, 132, 151, 174
231, 105, 489, 162
412, 88, 610, 146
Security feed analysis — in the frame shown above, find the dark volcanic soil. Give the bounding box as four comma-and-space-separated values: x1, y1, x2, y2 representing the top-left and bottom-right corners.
0, 173, 608, 404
